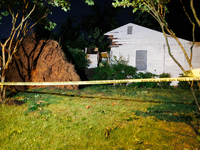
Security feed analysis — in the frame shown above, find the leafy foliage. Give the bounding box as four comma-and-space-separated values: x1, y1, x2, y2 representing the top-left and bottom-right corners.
93, 56, 137, 81
178, 74, 199, 89
159, 73, 171, 88
128, 72, 171, 89
68, 47, 90, 70
55, 1, 120, 77
57, 1, 120, 53
178, 80, 191, 90
58, 17, 83, 49
84, 0, 94, 5
0, 0, 70, 28
131, 10, 161, 31
93, 56, 171, 89
131, 72, 159, 88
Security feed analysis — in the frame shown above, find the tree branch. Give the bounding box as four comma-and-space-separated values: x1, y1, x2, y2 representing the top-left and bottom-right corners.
164, 25, 193, 70
161, 26, 185, 72
16, 2, 36, 31
189, 23, 195, 63
190, 0, 200, 28
190, 86, 200, 111
180, 0, 195, 63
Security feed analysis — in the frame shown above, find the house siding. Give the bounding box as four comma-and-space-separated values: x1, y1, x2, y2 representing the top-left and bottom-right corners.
105, 23, 200, 82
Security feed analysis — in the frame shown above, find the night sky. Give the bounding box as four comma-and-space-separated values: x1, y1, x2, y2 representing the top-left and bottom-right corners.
48, 0, 200, 41
48, 0, 133, 32
0, 0, 133, 40
0, 0, 199, 41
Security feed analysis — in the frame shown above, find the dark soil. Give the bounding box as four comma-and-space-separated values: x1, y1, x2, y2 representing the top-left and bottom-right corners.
6, 36, 80, 91
4, 99, 26, 106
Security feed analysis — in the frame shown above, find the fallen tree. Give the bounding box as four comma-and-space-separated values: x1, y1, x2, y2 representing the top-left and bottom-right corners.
0, 0, 77, 102
6, 36, 80, 91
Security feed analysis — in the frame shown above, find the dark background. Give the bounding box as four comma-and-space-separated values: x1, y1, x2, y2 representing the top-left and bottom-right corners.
1, 0, 200, 42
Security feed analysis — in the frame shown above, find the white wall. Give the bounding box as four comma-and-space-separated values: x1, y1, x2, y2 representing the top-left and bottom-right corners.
105, 23, 200, 80
87, 54, 98, 69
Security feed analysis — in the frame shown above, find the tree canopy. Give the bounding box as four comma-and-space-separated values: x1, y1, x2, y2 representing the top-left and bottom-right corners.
53, 0, 120, 72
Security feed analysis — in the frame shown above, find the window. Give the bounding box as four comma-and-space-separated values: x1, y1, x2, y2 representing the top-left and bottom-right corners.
127, 26, 132, 34
136, 50, 147, 71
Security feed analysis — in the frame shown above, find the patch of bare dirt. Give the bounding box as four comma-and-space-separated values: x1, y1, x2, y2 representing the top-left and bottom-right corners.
6, 36, 80, 90
4, 99, 26, 106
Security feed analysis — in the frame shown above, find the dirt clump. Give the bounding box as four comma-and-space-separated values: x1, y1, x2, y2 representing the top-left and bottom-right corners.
6, 37, 80, 90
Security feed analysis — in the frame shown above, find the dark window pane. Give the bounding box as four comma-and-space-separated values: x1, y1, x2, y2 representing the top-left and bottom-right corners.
136, 50, 147, 71
127, 26, 132, 34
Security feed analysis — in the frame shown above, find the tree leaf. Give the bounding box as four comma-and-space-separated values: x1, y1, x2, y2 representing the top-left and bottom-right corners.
133, 8, 138, 13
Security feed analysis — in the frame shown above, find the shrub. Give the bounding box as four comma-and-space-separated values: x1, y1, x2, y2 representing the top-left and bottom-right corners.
178, 74, 198, 89
128, 72, 172, 89
68, 47, 90, 70
93, 56, 137, 82
159, 73, 171, 88
93, 55, 172, 89
130, 72, 159, 88
93, 61, 114, 80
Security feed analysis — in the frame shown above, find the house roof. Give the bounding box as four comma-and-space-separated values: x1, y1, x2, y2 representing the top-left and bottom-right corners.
105, 23, 162, 35
104, 23, 192, 45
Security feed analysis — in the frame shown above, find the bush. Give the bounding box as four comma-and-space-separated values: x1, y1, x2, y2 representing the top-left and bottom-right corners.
93, 61, 114, 80
130, 72, 159, 88
93, 56, 137, 81
159, 73, 171, 88
93, 55, 172, 89
178, 74, 199, 89
128, 72, 171, 89
68, 47, 90, 70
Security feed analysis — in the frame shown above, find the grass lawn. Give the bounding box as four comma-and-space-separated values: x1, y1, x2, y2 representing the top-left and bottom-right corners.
0, 85, 200, 150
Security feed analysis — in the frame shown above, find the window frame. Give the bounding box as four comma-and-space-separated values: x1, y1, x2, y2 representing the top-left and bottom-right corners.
135, 50, 147, 71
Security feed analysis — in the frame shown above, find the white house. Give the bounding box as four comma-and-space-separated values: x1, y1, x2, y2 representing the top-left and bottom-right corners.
85, 47, 109, 68
85, 47, 99, 69
104, 23, 200, 80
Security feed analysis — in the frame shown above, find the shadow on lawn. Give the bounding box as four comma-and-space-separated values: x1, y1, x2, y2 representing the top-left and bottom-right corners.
6, 89, 200, 135
133, 103, 200, 136
7, 89, 197, 105
4, 99, 26, 106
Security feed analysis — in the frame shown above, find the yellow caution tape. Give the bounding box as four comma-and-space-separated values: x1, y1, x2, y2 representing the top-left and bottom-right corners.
0, 77, 200, 86
0, 68, 199, 86
183, 68, 200, 77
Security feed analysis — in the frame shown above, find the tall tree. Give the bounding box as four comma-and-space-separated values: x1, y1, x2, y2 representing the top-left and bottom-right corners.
59, 17, 82, 49
0, 0, 71, 102
112, 0, 200, 111
57, 0, 120, 69
56, 0, 119, 80
81, 0, 120, 33
78, 0, 121, 52
131, 10, 161, 31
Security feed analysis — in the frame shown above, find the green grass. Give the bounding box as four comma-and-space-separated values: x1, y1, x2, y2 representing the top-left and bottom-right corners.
0, 86, 200, 149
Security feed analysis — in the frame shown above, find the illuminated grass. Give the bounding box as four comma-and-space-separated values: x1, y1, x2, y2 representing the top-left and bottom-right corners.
0, 86, 199, 149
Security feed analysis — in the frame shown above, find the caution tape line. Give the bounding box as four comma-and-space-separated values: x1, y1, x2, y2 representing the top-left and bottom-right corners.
1, 77, 200, 86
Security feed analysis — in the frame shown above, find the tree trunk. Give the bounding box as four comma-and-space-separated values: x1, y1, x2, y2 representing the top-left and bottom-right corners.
190, 85, 200, 112
0, 40, 8, 102
0, 69, 6, 102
